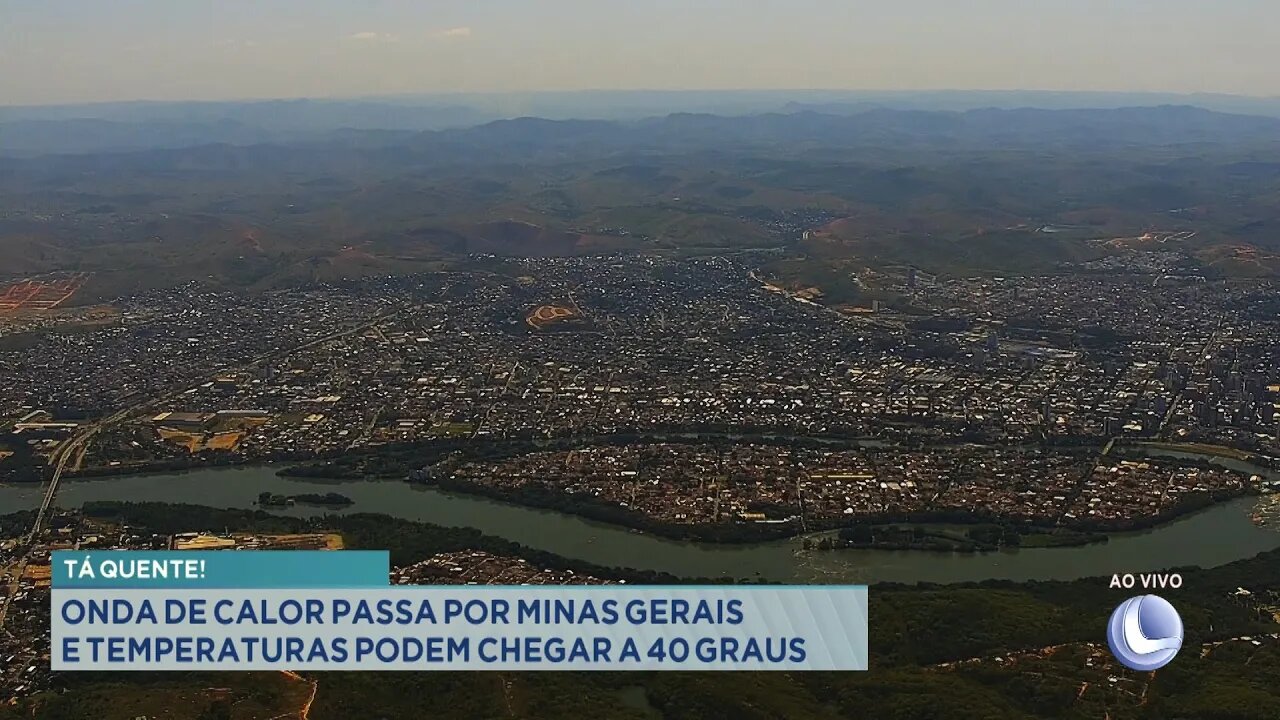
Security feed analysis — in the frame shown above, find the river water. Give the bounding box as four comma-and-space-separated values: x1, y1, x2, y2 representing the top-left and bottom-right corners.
3, 459, 1277, 584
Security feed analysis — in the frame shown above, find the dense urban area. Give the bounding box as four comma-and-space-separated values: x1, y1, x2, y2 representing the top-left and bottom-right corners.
8, 0, 1280, 709
3, 252, 1276, 494
2, 247, 1279, 712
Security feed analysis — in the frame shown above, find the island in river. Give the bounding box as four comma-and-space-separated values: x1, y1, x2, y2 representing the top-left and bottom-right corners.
3, 465, 1278, 584
257, 491, 353, 508
278, 437, 1276, 549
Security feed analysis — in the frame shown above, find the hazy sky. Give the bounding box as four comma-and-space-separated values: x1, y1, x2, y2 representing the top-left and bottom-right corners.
2, 0, 1278, 105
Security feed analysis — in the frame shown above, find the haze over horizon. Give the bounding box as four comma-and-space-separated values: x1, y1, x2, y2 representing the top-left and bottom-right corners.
3, 0, 1279, 106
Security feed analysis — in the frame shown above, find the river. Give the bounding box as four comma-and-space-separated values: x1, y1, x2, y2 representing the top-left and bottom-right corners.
3, 460, 1278, 585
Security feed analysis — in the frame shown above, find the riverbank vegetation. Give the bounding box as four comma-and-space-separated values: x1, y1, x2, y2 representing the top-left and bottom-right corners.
59, 501, 1280, 653
433, 473, 1230, 548
75, 501, 701, 586
0, 509, 34, 537
273, 434, 1272, 549
809, 523, 1107, 553
255, 491, 353, 508
8, 501, 1280, 719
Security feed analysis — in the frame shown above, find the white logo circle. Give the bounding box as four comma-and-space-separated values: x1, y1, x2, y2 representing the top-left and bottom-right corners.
1106, 594, 1183, 671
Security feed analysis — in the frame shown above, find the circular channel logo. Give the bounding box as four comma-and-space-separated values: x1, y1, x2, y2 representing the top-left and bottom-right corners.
1106, 594, 1183, 671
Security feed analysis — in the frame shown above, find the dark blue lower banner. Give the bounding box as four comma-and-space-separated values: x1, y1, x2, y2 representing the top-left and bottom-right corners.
51, 551, 868, 671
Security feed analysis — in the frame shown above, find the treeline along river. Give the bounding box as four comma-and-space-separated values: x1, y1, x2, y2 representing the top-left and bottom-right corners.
2, 454, 1277, 585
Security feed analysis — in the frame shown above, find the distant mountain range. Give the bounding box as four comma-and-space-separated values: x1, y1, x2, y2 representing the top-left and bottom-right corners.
3, 100, 1279, 294
4, 90, 1280, 156
4, 105, 1278, 166
456, 105, 1280, 152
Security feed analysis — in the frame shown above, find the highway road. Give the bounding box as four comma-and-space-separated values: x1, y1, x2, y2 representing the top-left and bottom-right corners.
8, 304, 446, 701
1, 307, 404, 639
18, 307, 406, 546
0, 560, 21, 630
28, 426, 99, 543
0, 301, 407, 627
